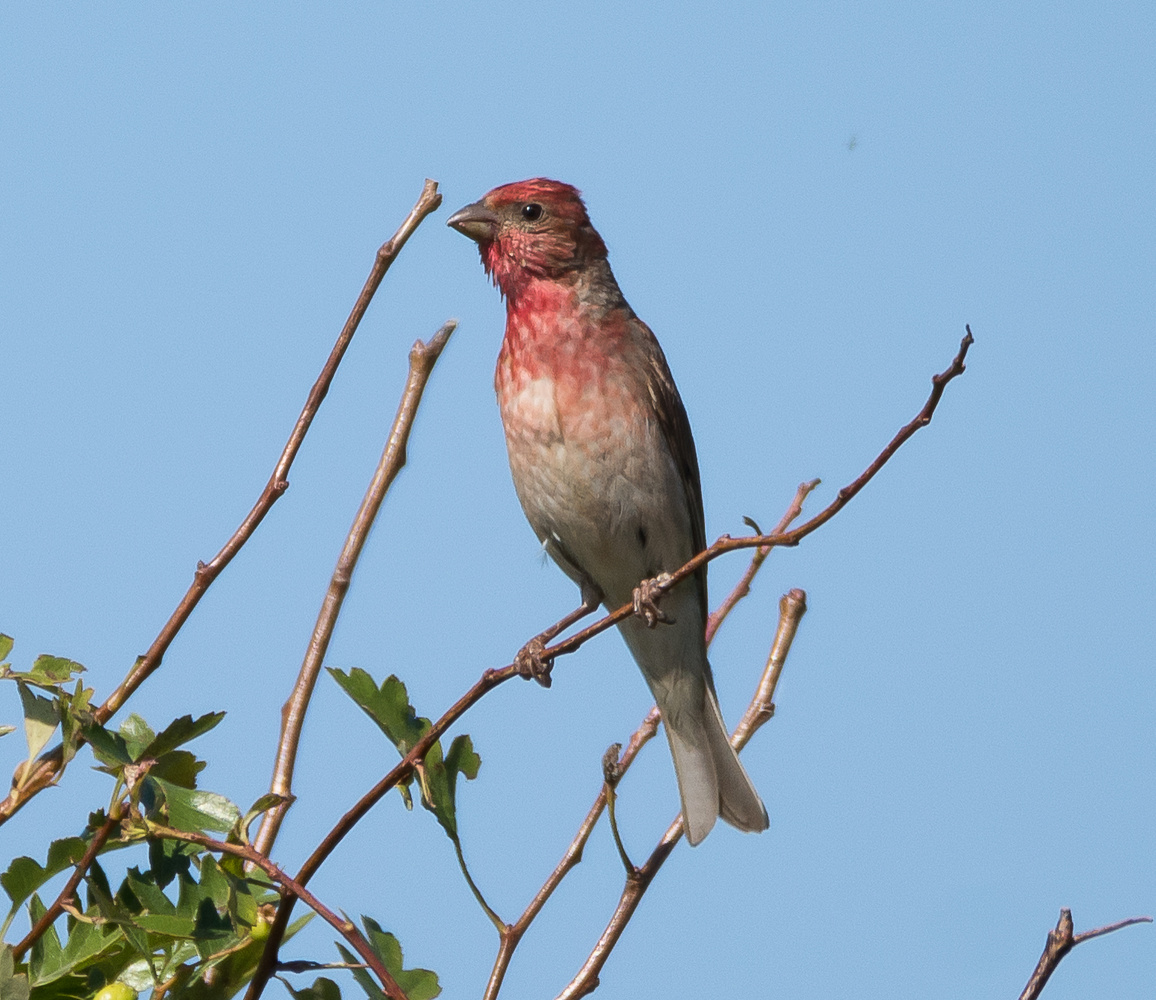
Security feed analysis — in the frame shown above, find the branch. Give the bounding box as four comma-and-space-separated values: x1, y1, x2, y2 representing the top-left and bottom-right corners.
705, 478, 819, 645
1018, 909, 1151, 1000
253, 319, 456, 857
543, 328, 973, 668
11, 810, 121, 961
147, 825, 410, 1000
554, 589, 807, 1000
0, 179, 445, 826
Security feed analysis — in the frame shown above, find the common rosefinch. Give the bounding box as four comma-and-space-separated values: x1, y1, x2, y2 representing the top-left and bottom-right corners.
448, 179, 767, 845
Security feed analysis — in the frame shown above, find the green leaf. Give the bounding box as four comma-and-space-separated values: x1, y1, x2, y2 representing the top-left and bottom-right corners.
142, 712, 225, 759
146, 836, 193, 890
16, 681, 58, 765
124, 868, 175, 916
28, 655, 85, 685
81, 721, 132, 768
360, 917, 440, 1000
239, 793, 288, 843
150, 778, 240, 834
334, 943, 384, 1000
420, 734, 481, 839
27, 894, 65, 986
0, 635, 14, 664
287, 977, 343, 1000
2, 838, 86, 910
327, 669, 428, 754
0, 944, 31, 1000
0, 725, 14, 738
119, 715, 155, 761
148, 751, 206, 790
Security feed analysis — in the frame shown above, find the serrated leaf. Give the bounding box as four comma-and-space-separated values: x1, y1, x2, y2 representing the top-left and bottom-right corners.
151, 778, 240, 834
29, 655, 85, 685
2, 838, 86, 911
287, 976, 343, 1000
419, 735, 481, 840
142, 712, 225, 759
16, 681, 58, 766
27, 894, 65, 986
124, 868, 175, 916
1, 944, 31, 1000
147, 836, 194, 890
334, 943, 384, 1000
362, 917, 440, 1000
81, 721, 132, 768
119, 714, 156, 761
0, 635, 14, 664
149, 750, 206, 789
327, 669, 428, 754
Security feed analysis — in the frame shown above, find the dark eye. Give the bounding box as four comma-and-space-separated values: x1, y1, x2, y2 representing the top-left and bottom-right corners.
521, 203, 543, 221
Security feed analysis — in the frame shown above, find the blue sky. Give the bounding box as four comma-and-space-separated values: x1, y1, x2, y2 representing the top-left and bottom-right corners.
3, 4, 1153, 998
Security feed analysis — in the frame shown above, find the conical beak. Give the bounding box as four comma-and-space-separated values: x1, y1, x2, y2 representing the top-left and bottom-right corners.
447, 200, 500, 243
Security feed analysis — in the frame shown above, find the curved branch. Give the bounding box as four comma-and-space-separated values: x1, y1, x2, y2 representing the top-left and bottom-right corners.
253, 319, 456, 857
0, 179, 445, 826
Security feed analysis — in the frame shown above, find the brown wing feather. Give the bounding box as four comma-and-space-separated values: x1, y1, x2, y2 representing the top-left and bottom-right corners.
636, 318, 709, 621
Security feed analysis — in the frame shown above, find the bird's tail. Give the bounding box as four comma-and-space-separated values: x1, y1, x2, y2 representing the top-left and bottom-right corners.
663, 675, 768, 846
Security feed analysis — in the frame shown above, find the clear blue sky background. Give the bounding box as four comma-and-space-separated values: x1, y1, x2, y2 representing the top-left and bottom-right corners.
3, 4, 1153, 998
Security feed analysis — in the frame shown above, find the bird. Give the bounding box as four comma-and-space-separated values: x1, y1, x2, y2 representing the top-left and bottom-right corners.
447, 179, 768, 845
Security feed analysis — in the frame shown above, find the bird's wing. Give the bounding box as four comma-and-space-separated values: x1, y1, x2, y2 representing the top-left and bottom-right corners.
636, 318, 709, 619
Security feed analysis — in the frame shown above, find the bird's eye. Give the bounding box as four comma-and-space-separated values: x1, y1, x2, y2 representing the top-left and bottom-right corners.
521, 203, 543, 221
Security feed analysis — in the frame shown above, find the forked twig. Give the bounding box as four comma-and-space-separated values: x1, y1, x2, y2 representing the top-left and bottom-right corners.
0, 179, 445, 826
1019, 909, 1151, 1000
554, 590, 807, 1000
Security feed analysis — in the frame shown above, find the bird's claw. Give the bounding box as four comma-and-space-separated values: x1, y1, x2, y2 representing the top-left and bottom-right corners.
515, 637, 553, 688
633, 573, 675, 628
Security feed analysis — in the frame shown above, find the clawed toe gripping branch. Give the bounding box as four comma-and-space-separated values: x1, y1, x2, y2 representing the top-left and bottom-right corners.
3, 191, 1148, 1000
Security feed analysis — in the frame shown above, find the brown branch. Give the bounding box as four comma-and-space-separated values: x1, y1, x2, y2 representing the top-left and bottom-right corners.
542, 328, 972, 666
253, 319, 456, 857
147, 825, 410, 1000
0, 179, 445, 827
11, 810, 121, 961
1018, 909, 1151, 1000
705, 479, 819, 645
555, 589, 808, 1000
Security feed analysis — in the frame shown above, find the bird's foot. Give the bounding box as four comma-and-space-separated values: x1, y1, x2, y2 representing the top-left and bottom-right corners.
515, 637, 553, 688
633, 573, 675, 628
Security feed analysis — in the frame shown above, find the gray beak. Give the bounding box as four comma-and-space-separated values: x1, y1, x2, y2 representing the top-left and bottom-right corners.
447, 201, 500, 243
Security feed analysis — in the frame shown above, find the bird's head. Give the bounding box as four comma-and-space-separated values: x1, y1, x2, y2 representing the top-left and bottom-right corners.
447, 178, 607, 298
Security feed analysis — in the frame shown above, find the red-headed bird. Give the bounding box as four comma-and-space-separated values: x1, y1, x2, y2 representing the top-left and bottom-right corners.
448, 179, 767, 844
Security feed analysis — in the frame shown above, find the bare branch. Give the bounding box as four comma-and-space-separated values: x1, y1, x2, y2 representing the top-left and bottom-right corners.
545, 329, 973, 665
253, 319, 456, 857
555, 589, 808, 999
1019, 908, 1151, 1000
705, 479, 819, 645
0, 179, 445, 826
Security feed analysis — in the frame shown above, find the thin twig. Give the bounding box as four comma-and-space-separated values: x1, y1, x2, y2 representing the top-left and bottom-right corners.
147, 825, 410, 1000
546, 329, 973, 665
555, 590, 808, 1000
0, 179, 445, 827
705, 480, 819, 645
1018, 909, 1151, 1000
11, 810, 121, 961
253, 319, 456, 857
